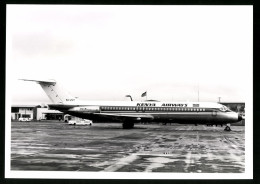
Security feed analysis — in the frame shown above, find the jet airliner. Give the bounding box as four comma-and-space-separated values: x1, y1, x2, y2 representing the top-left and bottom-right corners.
20, 79, 243, 131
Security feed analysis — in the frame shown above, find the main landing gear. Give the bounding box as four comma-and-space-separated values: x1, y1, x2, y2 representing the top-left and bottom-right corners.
224, 123, 231, 131
122, 122, 134, 129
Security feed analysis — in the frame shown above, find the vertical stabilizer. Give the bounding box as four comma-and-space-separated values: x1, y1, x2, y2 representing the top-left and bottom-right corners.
20, 79, 77, 104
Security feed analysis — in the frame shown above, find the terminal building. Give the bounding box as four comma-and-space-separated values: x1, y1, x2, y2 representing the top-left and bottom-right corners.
11, 105, 35, 120
11, 105, 64, 121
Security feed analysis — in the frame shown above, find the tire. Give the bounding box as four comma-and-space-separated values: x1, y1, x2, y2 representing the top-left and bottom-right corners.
224, 126, 231, 131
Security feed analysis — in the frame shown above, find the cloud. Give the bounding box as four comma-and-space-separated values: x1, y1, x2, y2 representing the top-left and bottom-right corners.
12, 32, 74, 58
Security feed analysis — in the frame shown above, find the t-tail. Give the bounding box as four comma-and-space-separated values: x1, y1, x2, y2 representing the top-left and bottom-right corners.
20, 79, 77, 104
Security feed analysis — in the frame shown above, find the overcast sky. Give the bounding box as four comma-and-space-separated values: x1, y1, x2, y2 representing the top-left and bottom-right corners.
7, 5, 252, 105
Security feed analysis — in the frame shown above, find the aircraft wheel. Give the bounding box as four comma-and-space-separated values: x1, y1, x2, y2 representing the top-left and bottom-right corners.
224, 126, 231, 131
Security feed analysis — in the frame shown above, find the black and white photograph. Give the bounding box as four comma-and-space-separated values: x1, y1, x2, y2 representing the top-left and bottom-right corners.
5, 5, 253, 179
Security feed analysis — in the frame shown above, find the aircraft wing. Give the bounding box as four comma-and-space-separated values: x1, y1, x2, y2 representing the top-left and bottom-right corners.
94, 113, 154, 121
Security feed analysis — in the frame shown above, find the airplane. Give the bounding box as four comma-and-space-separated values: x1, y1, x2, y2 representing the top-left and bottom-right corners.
20, 79, 244, 131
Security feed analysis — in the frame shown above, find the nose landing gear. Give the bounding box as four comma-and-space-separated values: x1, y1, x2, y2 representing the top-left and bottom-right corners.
224, 123, 231, 131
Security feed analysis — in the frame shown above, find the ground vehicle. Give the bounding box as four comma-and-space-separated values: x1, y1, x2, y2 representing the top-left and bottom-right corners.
18, 114, 32, 122
65, 115, 93, 126
64, 114, 72, 123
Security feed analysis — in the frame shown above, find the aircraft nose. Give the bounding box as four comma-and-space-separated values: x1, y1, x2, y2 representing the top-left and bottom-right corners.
238, 114, 243, 121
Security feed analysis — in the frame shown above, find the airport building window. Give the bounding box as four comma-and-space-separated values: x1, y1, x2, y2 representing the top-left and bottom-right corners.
11, 107, 19, 113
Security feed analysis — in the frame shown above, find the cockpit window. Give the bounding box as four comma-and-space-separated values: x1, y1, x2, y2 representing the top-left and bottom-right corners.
220, 105, 231, 112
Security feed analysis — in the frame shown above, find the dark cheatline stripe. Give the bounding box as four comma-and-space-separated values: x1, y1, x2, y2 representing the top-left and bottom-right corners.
99, 106, 219, 113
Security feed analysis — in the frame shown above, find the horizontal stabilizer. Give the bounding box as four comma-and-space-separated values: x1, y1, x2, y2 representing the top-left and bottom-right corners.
19, 79, 56, 84
20, 79, 76, 104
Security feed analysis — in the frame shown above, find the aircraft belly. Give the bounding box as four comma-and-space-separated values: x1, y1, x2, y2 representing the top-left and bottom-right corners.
152, 112, 235, 123
152, 112, 210, 122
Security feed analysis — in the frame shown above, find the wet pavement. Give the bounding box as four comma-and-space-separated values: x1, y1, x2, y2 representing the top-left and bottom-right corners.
11, 121, 245, 173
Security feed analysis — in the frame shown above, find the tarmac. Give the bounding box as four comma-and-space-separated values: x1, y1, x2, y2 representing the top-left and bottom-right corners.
11, 121, 245, 173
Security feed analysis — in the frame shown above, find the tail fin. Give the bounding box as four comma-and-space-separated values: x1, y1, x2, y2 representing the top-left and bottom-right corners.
20, 79, 77, 104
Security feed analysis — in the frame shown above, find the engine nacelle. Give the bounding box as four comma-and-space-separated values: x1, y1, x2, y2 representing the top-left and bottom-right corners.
68, 106, 100, 113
